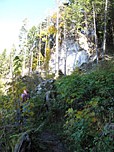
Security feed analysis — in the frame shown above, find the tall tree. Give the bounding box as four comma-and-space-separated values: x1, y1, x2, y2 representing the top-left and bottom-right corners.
27, 26, 38, 74
18, 18, 28, 76
55, 0, 59, 78
103, 0, 108, 57
0, 49, 9, 78
92, 2, 98, 63
9, 45, 17, 79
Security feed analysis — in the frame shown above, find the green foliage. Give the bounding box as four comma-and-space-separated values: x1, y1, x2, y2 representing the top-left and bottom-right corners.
0, 49, 10, 78
55, 61, 114, 151
43, 48, 51, 74
0, 59, 114, 151
0, 72, 44, 151
13, 55, 22, 76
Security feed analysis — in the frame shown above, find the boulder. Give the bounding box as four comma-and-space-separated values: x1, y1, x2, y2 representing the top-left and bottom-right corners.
75, 50, 89, 67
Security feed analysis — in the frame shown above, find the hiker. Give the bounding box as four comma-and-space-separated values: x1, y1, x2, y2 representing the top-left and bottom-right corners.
21, 89, 30, 113
21, 89, 30, 102
20, 89, 30, 125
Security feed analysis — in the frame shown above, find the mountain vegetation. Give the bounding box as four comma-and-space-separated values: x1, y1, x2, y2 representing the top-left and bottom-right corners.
0, 0, 114, 151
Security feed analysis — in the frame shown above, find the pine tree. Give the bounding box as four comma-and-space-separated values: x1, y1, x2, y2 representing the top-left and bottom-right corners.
18, 18, 28, 76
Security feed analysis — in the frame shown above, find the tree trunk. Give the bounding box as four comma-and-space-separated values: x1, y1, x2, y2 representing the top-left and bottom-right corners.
84, 10, 88, 39
64, 17, 67, 75
9, 52, 13, 79
22, 48, 26, 76
55, 0, 59, 78
29, 47, 33, 74
112, 21, 114, 46
45, 16, 49, 58
92, 2, 98, 64
37, 23, 42, 72
103, 0, 108, 56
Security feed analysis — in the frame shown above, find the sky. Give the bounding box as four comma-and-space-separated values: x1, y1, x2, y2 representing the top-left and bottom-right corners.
0, 0, 56, 53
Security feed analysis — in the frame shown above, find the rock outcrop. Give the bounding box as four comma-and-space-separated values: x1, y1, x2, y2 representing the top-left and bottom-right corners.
49, 33, 90, 75
35, 79, 56, 111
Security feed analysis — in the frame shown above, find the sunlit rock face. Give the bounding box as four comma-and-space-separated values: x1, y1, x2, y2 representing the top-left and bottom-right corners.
49, 33, 90, 75
76, 50, 89, 67
78, 32, 89, 51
